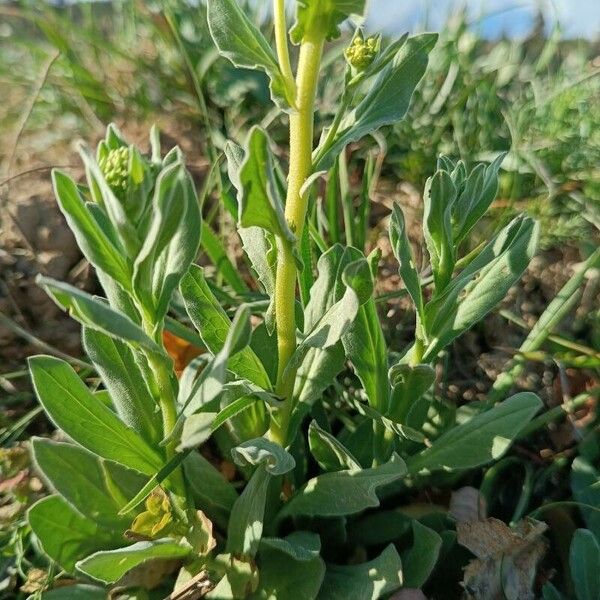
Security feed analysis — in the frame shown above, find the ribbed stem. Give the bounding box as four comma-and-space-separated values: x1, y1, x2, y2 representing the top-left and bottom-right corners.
270, 33, 325, 446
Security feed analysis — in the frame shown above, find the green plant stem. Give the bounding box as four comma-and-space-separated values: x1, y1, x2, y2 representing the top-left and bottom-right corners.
140, 311, 187, 510
273, 0, 296, 103
271, 33, 325, 447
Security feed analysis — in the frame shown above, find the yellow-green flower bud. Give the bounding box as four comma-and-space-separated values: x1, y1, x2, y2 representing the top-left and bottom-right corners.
345, 35, 378, 71
98, 146, 130, 196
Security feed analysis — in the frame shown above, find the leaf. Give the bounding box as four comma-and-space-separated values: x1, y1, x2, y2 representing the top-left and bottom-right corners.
388, 364, 435, 423
401, 521, 442, 588
41, 584, 107, 599
317, 544, 403, 600
423, 169, 457, 291
38, 276, 163, 356
571, 457, 600, 539
51, 169, 131, 290
308, 420, 361, 472
238, 127, 295, 243
203, 221, 249, 294
180, 266, 271, 389
285, 254, 373, 379
458, 518, 548, 600
453, 154, 505, 245
249, 533, 325, 600
83, 327, 160, 443
293, 246, 363, 422
231, 438, 296, 476
180, 304, 252, 418
207, 0, 291, 109
76, 540, 191, 584
407, 393, 542, 474
570, 529, 600, 600
239, 226, 277, 330
134, 161, 201, 323
278, 454, 406, 519
227, 439, 295, 558
291, 0, 367, 43
28, 496, 121, 573
32, 438, 137, 526
314, 34, 437, 171
389, 204, 424, 321
29, 355, 164, 475
79, 145, 140, 256
423, 216, 539, 359
343, 292, 389, 413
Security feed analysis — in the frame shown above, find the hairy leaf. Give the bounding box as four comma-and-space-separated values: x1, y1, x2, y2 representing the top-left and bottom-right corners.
278, 454, 406, 519
29, 355, 164, 475
207, 0, 291, 108
77, 540, 190, 584
317, 544, 403, 600
407, 393, 542, 473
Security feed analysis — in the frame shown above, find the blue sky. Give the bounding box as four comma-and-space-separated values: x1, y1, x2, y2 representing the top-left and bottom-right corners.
364, 0, 600, 39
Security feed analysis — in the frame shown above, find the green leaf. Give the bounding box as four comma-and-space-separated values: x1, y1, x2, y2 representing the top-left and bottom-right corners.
32, 438, 140, 526
314, 34, 437, 171
570, 529, 600, 600
41, 585, 107, 599
317, 544, 403, 600
389, 204, 425, 321
571, 457, 600, 539
291, 0, 367, 43
401, 521, 442, 588
293, 246, 361, 423
76, 540, 191, 584
51, 169, 131, 290
29, 355, 164, 475
28, 496, 121, 573
207, 0, 291, 109
38, 276, 164, 357
238, 127, 295, 244
232, 438, 296, 476
388, 363, 435, 423
452, 154, 505, 245
423, 216, 540, 359
543, 583, 567, 600
343, 294, 389, 413
82, 327, 160, 443
423, 169, 457, 291
308, 420, 361, 472
79, 145, 140, 257
278, 454, 406, 519
203, 221, 249, 294
227, 439, 295, 558
249, 533, 325, 600
285, 254, 373, 379
239, 226, 277, 330
407, 392, 542, 474
181, 266, 270, 390
134, 161, 202, 323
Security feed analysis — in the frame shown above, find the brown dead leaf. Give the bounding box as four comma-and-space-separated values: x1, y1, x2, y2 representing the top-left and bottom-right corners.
449, 486, 487, 523
457, 518, 548, 600
163, 330, 203, 378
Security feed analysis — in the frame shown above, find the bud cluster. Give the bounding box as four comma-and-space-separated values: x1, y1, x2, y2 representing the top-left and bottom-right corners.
345, 35, 378, 71
99, 146, 130, 195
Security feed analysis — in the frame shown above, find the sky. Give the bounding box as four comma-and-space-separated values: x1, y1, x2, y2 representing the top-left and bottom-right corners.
364, 0, 600, 39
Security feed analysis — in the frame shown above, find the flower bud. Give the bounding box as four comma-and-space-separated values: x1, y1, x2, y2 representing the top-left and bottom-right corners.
345, 35, 378, 71
98, 146, 129, 196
